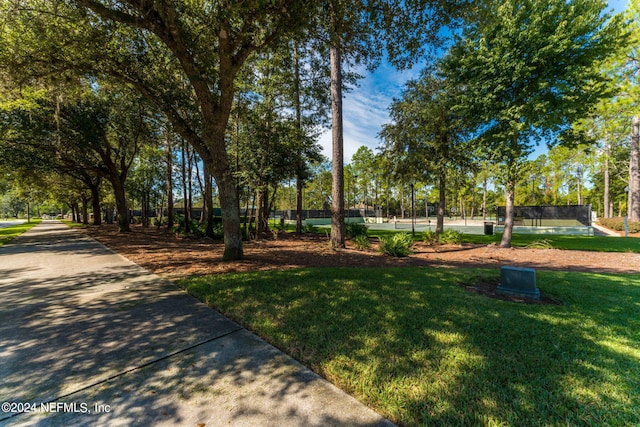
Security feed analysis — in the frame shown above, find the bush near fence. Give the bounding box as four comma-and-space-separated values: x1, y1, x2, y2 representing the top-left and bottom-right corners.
599, 217, 640, 233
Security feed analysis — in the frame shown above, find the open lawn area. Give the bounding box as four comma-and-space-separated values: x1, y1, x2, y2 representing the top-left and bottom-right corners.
178, 267, 640, 426
0, 219, 41, 246
462, 233, 640, 253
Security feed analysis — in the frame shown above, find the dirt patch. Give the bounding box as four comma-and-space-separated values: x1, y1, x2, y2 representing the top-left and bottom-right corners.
80, 224, 640, 279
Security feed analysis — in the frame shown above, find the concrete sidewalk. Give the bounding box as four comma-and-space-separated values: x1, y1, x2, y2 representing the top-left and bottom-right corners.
0, 221, 393, 426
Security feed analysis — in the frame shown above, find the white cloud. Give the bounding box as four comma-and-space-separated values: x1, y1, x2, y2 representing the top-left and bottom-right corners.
319, 64, 419, 163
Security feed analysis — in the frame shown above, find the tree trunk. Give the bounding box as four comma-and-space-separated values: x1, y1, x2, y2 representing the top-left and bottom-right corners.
293, 41, 304, 235
89, 178, 102, 226
385, 180, 390, 219
261, 186, 270, 234
217, 171, 243, 260
193, 154, 205, 223
255, 185, 265, 240
81, 195, 90, 225
165, 135, 174, 229
187, 147, 194, 225
330, 45, 345, 249
482, 177, 488, 220
105, 207, 114, 224
111, 176, 130, 232
181, 140, 191, 233
89, 186, 102, 225
296, 176, 304, 234
630, 116, 639, 222
204, 163, 214, 238
436, 171, 446, 234
157, 192, 165, 229
604, 137, 610, 218
500, 179, 516, 248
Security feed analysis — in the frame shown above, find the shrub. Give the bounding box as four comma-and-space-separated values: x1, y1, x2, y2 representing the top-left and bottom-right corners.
423, 230, 438, 245
345, 222, 368, 239
353, 234, 371, 250
379, 233, 414, 257
599, 217, 640, 233
439, 229, 464, 244
150, 217, 167, 227
172, 215, 205, 236
302, 224, 318, 234
212, 223, 224, 239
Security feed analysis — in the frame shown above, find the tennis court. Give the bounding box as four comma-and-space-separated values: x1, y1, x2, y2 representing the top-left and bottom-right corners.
307, 218, 596, 236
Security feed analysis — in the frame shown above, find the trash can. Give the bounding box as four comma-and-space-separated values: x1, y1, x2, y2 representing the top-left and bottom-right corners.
484, 221, 494, 235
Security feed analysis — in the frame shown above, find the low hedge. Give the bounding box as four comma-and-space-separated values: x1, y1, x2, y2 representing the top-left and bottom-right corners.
598, 217, 640, 233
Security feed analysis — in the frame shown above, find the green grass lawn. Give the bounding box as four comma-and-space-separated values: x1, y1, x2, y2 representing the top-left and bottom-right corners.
178, 267, 640, 426
463, 233, 640, 253
0, 219, 42, 246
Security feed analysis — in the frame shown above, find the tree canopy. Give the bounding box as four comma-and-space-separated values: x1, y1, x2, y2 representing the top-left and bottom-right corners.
443, 0, 624, 246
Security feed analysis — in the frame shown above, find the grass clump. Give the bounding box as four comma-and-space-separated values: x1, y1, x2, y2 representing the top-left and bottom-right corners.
378, 232, 413, 257
526, 239, 554, 249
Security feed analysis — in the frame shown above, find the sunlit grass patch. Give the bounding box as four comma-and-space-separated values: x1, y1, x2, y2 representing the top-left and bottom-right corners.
0, 219, 41, 246
178, 267, 640, 426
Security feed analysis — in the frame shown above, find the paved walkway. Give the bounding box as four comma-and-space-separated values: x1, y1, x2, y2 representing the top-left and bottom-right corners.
0, 221, 393, 426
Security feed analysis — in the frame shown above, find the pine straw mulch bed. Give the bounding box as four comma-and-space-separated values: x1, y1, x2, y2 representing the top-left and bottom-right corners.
79, 224, 640, 305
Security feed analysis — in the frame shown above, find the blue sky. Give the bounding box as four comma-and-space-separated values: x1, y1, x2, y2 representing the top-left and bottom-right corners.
320, 0, 630, 163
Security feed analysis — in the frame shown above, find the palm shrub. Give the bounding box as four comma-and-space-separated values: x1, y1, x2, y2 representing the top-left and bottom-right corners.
423, 230, 438, 244
422, 229, 464, 245
173, 214, 205, 237
345, 222, 368, 239
379, 233, 414, 257
439, 229, 464, 244
353, 234, 371, 250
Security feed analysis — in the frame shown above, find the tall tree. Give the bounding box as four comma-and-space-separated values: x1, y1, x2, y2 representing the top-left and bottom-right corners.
232, 46, 323, 239
381, 70, 470, 233
444, 0, 623, 247
319, 0, 472, 248
0, 82, 151, 231
631, 116, 640, 221
569, 0, 640, 219
57, 87, 151, 232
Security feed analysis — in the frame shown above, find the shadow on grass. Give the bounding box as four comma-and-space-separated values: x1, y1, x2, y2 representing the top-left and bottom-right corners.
180, 268, 640, 426
0, 221, 392, 427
